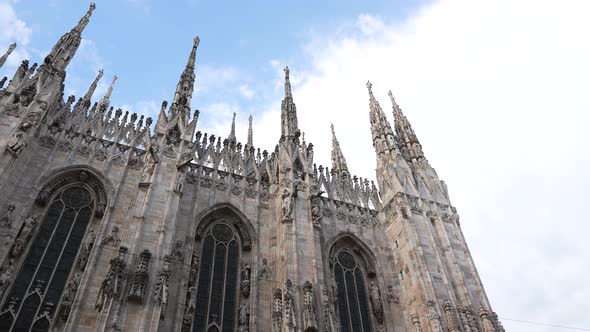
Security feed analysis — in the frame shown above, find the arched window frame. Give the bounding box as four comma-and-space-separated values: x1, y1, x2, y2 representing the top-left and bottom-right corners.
0, 168, 109, 332
183, 204, 255, 332
327, 234, 380, 332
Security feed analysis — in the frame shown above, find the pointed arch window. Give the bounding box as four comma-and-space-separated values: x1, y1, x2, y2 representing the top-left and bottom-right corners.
0, 185, 96, 332
333, 250, 372, 332
191, 223, 240, 332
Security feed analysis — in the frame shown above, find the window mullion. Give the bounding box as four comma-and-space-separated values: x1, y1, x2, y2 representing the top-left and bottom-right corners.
10, 201, 67, 330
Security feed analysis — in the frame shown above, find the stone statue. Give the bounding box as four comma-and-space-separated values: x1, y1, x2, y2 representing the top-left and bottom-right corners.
100, 226, 121, 247
154, 256, 172, 318
310, 196, 322, 227
11, 215, 38, 257
302, 281, 318, 332
127, 249, 152, 303
258, 257, 273, 280
59, 273, 81, 321
188, 250, 199, 286
171, 240, 185, 262
284, 279, 296, 331
272, 288, 283, 332
6, 133, 27, 156
241, 262, 251, 298
238, 302, 250, 332
369, 281, 384, 324
77, 229, 96, 270
426, 301, 443, 332
322, 289, 337, 332
281, 188, 293, 222
95, 247, 127, 311
0, 259, 15, 299
0, 204, 15, 228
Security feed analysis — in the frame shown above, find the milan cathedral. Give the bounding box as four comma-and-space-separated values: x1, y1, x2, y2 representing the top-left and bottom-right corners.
0, 3, 503, 332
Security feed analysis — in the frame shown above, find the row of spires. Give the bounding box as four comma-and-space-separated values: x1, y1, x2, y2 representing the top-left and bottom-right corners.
0, 2, 425, 177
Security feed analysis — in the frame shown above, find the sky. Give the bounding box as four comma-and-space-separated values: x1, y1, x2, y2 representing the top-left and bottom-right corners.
2, 0, 590, 331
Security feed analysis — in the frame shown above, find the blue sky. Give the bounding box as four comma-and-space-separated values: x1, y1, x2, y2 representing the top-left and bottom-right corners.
2, 1, 590, 331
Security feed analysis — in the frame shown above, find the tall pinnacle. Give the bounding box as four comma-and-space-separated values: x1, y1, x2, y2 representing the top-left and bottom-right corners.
388, 90, 423, 159
0, 43, 16, 69
367, 81, 396, 157
247, 114, 253, 146
99, 75, 117, 109
43, 3, 96, 72
281, 66, 299, 138
229, 112, 237, 141
330, 123, 349, 174
170, 36, 200, 121
82, 69, 103, 102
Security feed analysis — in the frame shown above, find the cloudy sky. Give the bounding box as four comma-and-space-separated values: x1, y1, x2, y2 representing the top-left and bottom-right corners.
2, 0, 590, 330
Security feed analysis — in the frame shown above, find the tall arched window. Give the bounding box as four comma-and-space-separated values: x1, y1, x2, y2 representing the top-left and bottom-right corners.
193, 223, 239, 332
184, 205, 253, 332
0, 169, 106, 332
333, 250, 372, 332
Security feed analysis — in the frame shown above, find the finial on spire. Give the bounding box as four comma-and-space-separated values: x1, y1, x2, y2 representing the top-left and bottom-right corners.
247, 114, 253, 146
187, 36, 200, 69
99, 74, 117, 109
82, 68, 104, 102
284, 66, 292, 99
0, 43, 17, 69
330, 123, 349, 174
229, 112, 237, 141
73, 2, 96, 34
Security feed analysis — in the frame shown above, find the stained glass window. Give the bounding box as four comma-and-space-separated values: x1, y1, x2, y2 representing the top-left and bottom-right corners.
192, 222, 240, 332
334, 250, 372, 332
0, 186, 94, 332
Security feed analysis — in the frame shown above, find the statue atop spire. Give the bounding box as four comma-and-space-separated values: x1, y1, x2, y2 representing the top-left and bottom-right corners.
43, 3, 97, 72
247, 114, 253, 147
281, 65, 299, 138
0, 43, 16, 69
72, 2, 96, 34
98, 75, 117, 110
330, 123, 349, 174
82, 69, 103, 103
229, 112, 237, 142
170, 36, 200, 122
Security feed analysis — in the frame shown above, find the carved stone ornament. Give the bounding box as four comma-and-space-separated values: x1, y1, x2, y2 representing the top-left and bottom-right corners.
59, 273, 81, 321
411, 313, 423, 332
443, 300, 460, 332
491, 311, 505, 332
272, 288, 283, 332
369, 281, 384, 324
426, 300, 444, 332
188, 250, 199, 287
154, 256, 172, 320
95, 247, 127, 311
182, 286, 197, 332
100, 226, 121, 247
0, 259, 16, 300
387, 285, 399, 304
6, 132, 27, 156
11, 215, 38, 257
257, 257, 273, 280
0, 204, 15, 228
310, 196, 322, 228
238, 302, 250, 332
302, 281, 318, 332
241, 262, 251, 298
479, 306, 497, 332
171, 240, 185, 262
283, 279, 296, 331
77, 229, 96, 270
322, 289, 337, 332
127, 249, 152, 303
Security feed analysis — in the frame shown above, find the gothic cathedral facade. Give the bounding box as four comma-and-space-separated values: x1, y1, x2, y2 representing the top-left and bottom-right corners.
0, 4, 503, 332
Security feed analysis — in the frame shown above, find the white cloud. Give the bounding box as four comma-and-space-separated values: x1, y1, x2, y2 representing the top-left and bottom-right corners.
0, 0, 32, 73
238, 84, 255, 99
120, 100, 159, 121
242, 1, 590, 331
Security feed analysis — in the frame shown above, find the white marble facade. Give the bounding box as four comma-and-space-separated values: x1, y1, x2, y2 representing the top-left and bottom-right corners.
0, 3, 503, 332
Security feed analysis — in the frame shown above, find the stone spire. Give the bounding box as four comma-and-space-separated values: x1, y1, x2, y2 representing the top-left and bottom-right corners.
99, 75, 117, 110
247, 114, 253, 146
82, 69, 103, 103
367, 81, 396, 157
330, 123, 349, 174
0, 43, 16, 69
43, 3, 96, 72
228, 112, 237, 142
388, 90, 423, 160
170, 36, 199, 122
281, 66, 299, 138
